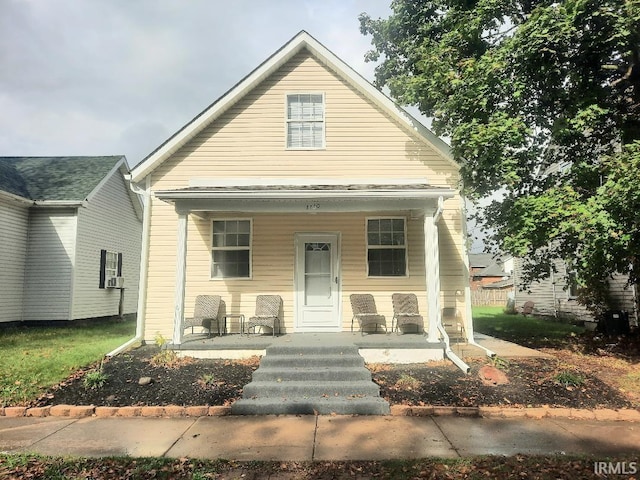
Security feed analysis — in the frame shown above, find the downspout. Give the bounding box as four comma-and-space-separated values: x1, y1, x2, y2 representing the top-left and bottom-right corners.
433, 195, 444, 223
107, 175, 151, 357
459, 194, 496, 359
437, 323, 470, 373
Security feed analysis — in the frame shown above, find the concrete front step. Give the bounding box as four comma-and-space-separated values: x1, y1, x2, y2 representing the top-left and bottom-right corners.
231, 396, 390, 415
232, 343, 390, 415
259, 354, 365, 368
242, 380, 381, 398
266, 345, 360, 355
252, 367, 372, 382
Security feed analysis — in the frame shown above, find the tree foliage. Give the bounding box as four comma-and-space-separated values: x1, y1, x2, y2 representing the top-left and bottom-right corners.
361, 0, 640, 310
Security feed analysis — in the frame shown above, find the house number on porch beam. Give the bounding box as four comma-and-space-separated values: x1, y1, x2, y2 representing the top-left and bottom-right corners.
306, 203, 320, 210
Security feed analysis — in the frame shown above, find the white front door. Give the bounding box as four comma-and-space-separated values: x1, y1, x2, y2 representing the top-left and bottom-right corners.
295, 233, 341, 331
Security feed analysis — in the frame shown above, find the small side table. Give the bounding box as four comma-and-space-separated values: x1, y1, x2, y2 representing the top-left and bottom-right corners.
222, 314, 245, 335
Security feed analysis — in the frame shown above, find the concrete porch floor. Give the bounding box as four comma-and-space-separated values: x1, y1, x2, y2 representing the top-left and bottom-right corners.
168, 331, 546, 364
171, 331, 446, 363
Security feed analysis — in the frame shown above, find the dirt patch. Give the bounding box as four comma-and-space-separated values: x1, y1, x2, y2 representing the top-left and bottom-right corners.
34, 342, 636, 409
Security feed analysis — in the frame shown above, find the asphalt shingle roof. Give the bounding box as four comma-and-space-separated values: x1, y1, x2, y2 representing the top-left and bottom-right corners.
468, 253, 495, 268
0, 156, 123, 201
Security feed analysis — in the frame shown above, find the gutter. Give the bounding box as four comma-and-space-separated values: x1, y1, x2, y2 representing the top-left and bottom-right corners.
155, 189, 456, 201
0, 190, 33, 206
107, 175, 151, 357
34, 199, 87, 207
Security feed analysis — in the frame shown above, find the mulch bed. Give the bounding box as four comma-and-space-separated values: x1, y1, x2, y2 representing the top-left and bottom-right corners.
35, 344, 633, 409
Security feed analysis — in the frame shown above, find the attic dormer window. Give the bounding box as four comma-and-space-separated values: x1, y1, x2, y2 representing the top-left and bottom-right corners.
286, 93, 325, 149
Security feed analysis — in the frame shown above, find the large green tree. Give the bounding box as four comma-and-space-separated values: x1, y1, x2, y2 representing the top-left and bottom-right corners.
361, 0, 640, 312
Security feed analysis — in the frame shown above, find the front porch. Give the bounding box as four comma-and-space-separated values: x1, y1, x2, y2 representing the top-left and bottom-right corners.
169, 332, 487, 364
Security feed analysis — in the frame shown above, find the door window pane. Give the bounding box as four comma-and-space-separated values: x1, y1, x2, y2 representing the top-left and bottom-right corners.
304, 242, 332, 305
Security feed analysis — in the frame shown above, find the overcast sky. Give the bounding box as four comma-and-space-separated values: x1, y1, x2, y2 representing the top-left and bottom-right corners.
1, 0, 393, 167
1, 0, 488, 251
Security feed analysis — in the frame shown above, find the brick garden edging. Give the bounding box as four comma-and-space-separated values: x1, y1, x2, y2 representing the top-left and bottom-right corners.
2, 405, 640, 421
389, 405, 640, 421
0, 405, 232, 418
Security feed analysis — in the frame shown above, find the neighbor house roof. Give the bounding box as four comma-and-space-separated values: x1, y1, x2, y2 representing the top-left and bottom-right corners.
468, 253, 495, 269
469, 252, 508, 277
129, 30, 455, 183
0, 156, 126, 202
475, 263, 506, 278
482, 278, 514, 289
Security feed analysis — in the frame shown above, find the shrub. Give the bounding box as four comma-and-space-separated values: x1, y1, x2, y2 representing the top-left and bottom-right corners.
395, 373, 422, 390
197, 373, 216, 388
154, 333, 168, 347
554, 370, 584, 387
150, 349, 179, 367
83, 370, 109, 390
490, 356, 510, 371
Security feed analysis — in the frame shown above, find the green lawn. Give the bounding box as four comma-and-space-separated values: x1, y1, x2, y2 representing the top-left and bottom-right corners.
473, 306, 585, 348
0, 320, 136, 406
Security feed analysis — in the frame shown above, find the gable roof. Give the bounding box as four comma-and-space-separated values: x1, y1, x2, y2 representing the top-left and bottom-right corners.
129, 30, 455, 183
0, 156, 126, 202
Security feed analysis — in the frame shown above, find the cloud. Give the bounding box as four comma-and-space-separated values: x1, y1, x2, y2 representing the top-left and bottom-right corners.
0, 0, 391, 164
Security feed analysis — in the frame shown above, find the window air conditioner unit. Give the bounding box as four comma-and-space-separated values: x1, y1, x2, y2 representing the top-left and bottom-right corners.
107, 276, 124, 289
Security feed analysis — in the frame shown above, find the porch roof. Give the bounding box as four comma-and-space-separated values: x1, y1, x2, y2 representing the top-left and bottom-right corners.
155, 182, 456, 214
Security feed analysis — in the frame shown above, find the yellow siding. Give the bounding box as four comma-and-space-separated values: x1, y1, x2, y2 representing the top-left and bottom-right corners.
145, 208, 468, 340
143, 51, 468, 340
152, 52, 456, 189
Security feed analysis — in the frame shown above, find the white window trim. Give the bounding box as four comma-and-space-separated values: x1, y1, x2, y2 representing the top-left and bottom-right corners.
365, 216, 409, 278
210, 218, 253, 280
567, 270, 579, 300
284, 92, 326, 150
105, 251, 118, 280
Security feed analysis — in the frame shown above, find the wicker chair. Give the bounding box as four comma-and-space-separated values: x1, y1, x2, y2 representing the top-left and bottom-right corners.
442, 307, 466, 343
350, 294, 387, 335
245, 295, 282, 336
391, 293, 424, 334
184, 295, 223, 337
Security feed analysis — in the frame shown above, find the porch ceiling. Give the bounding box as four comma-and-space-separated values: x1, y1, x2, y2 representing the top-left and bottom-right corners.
155, 183, 456, 214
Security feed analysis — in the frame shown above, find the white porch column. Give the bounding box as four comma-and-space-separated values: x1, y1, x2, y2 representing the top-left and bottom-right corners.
172, 212, 188, 345
424, 210, 442, 342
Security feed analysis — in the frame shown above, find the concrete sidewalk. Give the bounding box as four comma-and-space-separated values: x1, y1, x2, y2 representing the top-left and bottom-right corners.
1, 415, 639, 460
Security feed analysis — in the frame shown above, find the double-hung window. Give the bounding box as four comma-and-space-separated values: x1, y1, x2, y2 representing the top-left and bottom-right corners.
286, 93, 325, 149
211, 219, 251, 278
99, 249, 122, 288
105, 252, 118, 279
567, 271, 580, 298
367, 218, 407, 277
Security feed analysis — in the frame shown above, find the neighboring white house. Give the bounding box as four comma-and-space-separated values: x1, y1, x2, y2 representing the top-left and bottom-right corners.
0, 156, 143, 324
513, 257, 638, 326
